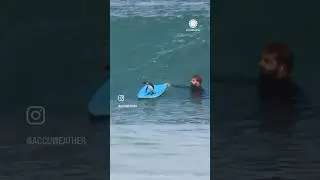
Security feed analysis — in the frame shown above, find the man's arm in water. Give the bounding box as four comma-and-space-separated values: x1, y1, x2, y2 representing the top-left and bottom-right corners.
165, 76, 257, 88
164, 83, 189, 89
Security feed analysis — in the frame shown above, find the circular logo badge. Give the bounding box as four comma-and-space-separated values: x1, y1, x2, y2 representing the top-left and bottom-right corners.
189, 19, 198, 29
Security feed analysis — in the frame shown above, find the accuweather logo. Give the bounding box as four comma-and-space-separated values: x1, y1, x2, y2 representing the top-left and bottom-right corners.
186, 19, 200, 32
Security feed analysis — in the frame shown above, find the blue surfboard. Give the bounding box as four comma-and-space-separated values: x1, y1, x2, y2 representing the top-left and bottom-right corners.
88, 79, 110, 116
137, 84, 168, 99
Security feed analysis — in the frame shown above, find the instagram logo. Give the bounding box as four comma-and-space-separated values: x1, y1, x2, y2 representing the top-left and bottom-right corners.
117, 94, 125, 102
26, 106, 46, 125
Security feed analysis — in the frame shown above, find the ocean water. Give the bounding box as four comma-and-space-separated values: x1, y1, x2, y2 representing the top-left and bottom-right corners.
110, 0, 210, 179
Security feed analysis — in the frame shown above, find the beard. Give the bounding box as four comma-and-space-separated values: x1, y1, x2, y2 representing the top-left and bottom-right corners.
259, 66, 280, 78
260, 66, 276, 75
259, 66, 291, 86
259, 67, 279, 85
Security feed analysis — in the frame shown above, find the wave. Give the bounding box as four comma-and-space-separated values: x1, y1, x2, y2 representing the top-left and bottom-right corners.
111, 0, 210, 18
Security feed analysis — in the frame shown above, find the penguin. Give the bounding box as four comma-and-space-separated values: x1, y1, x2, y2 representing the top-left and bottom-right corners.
143, 81, 155, 95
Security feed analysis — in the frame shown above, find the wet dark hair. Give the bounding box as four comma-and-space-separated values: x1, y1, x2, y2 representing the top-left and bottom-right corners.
262, 42, 294, 74
192, 75, 202, 84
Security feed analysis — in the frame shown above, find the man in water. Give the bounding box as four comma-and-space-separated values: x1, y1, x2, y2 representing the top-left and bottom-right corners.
255, 42, 306, 131
190, 75, 204, 92
165, 75, 205, 96
214, 42, 304, 130
213, 42, 300, 97
257, 42, 300, 101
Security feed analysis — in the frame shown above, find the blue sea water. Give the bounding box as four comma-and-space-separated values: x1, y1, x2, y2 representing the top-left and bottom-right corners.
110, 0, 210, 179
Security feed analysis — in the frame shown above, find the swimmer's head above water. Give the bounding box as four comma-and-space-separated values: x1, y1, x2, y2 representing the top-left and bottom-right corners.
259, 42, 294, 81
190, 75, 204, 93
191, 75, 202, 87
